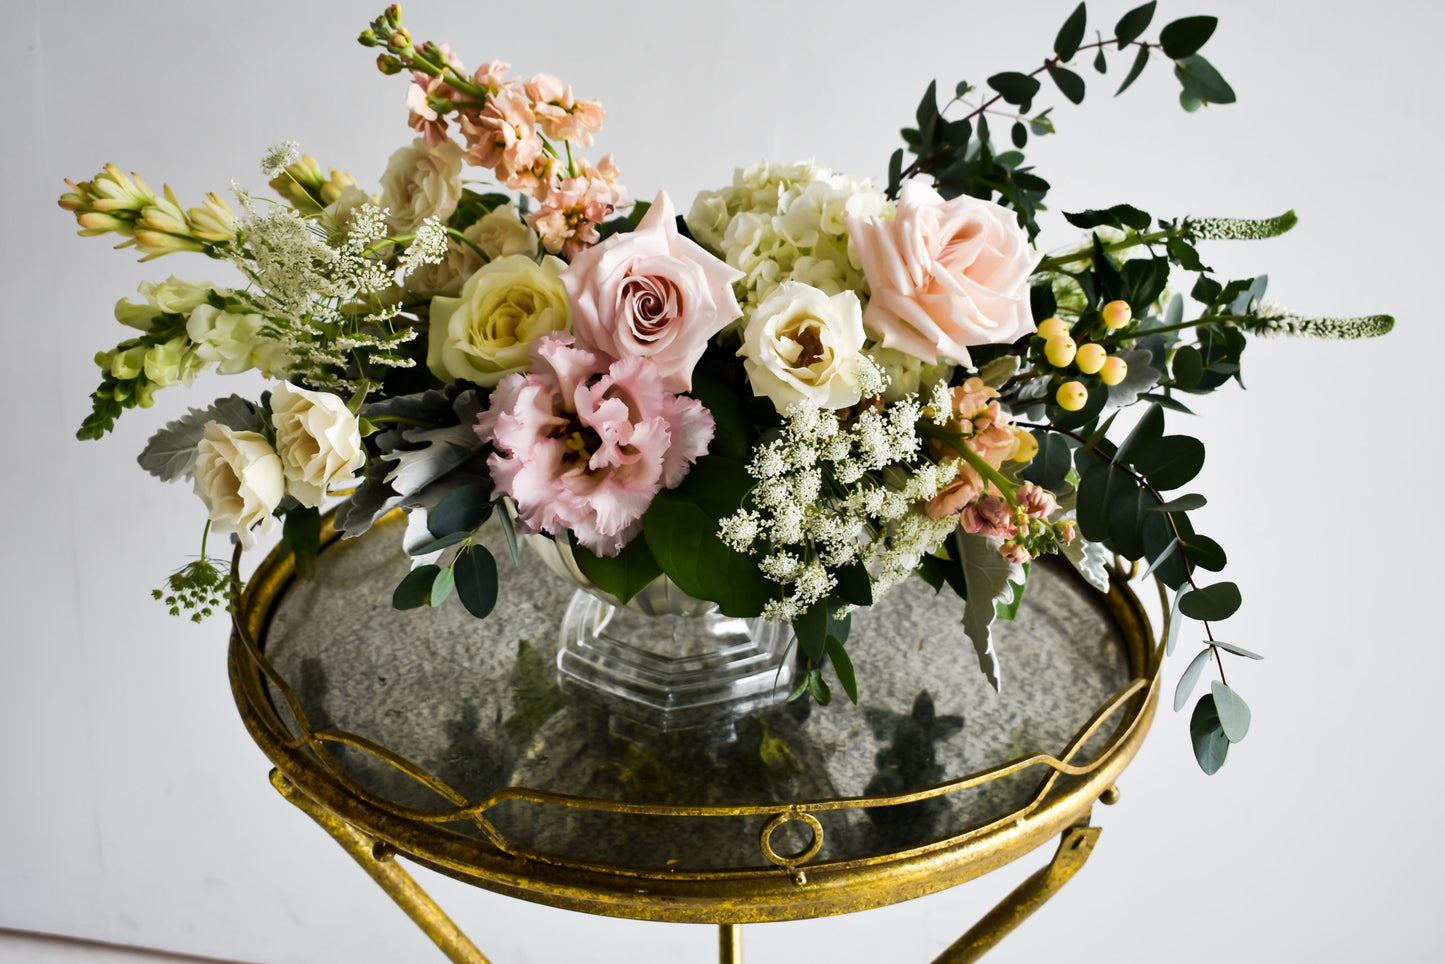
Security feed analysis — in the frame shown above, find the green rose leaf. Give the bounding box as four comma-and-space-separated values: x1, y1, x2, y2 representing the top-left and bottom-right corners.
1211, 680, 1251, 742
1178, 581, 1241, 621
1190, 693, 1230, 774
453, 544, 499, 619
281, 505, 321, 581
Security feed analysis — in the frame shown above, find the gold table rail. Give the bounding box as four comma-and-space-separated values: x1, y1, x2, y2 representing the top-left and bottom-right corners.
229, 511, 1161, 961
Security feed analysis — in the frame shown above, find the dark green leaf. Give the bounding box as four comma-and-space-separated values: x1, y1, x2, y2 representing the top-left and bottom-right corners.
571, 535, 662, 606
453, 544, 499, 618
1021, 431, 1072, 491
1132, 435, 1204, 490
1190, 693, 1230, 774
1174, 646, 1213, 711
1116, 44, 1150, 95
1211, 681, 1251, 742
1094, 47, 1107, 73
955, 80, 973, 98
1076, 457, 1115, 543
825, 636, 859, 705
1171, 346, 1204, 391
1166, 236, 1208, 272
1179, 531, 1226, 572
1139, 392, 1195, 416
1150, 493, 1207, 512
1055, 2, 1088, 60
807, 667, 832, 705
916, 79, 938, 150
409, 530, 471, 556
1115, 403, 1164, 466
1179, 581, 1241, 621
497, 503, 521, 566
392, 564, 440, 610
428, 482, 494, 538
887, 147, 903, 197
1106, 480, 1149, 560
1139, 535, 1180, 583
1048, 65, 1086, 104
987, 71, 1042, 107
1191, 274, 1223, 306
1114, 1, 1156, 46
281, 505, 321, 581
1160, 15, 1217, 58
1174, 54, 1236, 105
687, 368, 754, 460
833, 560, 874, 607
1211, 639, 1263, 660
1011, 121, 1027, 148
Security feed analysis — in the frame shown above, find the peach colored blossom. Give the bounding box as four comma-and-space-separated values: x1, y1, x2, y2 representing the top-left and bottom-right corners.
461, 87, 543, 184
960, 495, 1017, 539
1000, 542, 1032, 565
924, 464, 986, 519
527, 156, 629, 257
472, 60, 512, 94
561, 191, 741, 393
1016, 483, 1059, 520
847, 179, 1040, 365
525, 73, 606, 145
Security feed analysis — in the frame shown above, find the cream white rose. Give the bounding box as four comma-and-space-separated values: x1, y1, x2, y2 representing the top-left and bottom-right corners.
185, 304, 289, 377
270, 383, 366, 508
193, 422, 284, 549
405, 204, 538, 298
427, 254, 570, 386
379, 138, 464, 233
740, 281, 867, 411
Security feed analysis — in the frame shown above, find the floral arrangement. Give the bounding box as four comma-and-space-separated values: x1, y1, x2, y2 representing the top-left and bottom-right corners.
59, 3, 1392, 773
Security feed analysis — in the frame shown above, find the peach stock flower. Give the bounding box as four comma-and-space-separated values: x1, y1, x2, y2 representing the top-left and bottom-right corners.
475, 335, 714, 556
847, 179, 1040, 365
525, 73, 606, 146
923, 377, 1021, 519
560, 191, 741, 392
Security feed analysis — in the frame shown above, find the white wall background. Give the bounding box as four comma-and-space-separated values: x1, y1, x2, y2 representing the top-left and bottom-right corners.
4, 0, 1441, 961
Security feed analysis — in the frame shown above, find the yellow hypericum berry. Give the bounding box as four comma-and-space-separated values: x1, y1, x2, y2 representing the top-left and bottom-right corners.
1012, 428, 1039, 463
1036, 316, 1069, 339
1056, 381, 1088, 411
1075, 342, 1107, 374
1102, 300, 1133, 329
1044, 335, 1077, 368
1100, 355, 1129, 386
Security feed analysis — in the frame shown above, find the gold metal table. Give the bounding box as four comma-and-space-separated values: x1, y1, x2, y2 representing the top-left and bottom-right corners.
229, 511, 1160, 962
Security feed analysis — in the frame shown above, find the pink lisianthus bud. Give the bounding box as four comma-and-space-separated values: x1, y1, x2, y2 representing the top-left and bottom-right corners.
1000, 542, 1032, 565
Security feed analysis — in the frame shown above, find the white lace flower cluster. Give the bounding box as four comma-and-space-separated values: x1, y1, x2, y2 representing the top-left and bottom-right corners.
686, 161, 891, 333
718, 394, 965, 622
227, 176, 447, 390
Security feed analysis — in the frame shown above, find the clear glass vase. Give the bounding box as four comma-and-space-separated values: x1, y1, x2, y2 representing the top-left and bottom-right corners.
530, 537, 794, 736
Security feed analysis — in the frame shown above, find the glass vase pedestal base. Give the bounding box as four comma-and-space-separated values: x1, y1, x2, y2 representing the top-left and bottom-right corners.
556, 589, 794, 739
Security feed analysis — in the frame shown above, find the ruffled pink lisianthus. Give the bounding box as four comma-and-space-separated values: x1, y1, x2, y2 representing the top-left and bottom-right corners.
560, 191, 742, 392
475, 334, 714, 556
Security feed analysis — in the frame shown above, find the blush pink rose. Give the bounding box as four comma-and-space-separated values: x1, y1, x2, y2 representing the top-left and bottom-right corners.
847, 179, 1041, 365
561, 191, 742, 393
475, 334, 714, 556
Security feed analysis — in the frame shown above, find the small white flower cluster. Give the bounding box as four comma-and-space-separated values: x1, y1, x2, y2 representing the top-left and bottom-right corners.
260, 141, 301, 178
719, 395, 962, 622
226, 170, 448, 390
686, 161, 891, 333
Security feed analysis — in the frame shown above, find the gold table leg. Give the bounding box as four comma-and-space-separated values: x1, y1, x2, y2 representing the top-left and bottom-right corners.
719, 922, 742, 963
931, 821, 1102, 963
271, 770, 492, 964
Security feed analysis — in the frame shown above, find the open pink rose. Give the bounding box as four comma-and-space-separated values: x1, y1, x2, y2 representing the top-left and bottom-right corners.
475, 334, 714, 556
847, 179, 1040, 365
561, 191, 742, 393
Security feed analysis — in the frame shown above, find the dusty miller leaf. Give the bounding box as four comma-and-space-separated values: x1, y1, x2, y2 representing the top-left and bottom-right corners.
956, 530, 1025, 691
978, 355, 1020, 389
1060, 534, 1111, 592
137, 395, 262, 482
1101, 349, 1163, 414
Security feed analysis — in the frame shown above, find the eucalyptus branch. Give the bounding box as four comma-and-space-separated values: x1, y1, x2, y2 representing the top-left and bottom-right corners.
1019, 419, 1228, 680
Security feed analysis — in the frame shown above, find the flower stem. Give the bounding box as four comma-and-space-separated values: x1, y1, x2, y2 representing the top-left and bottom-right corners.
1035, 227, 1176, 273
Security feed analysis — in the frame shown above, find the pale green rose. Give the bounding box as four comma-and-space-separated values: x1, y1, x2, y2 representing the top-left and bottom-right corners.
427, 254, 570, 387
405, 204, 539, 299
